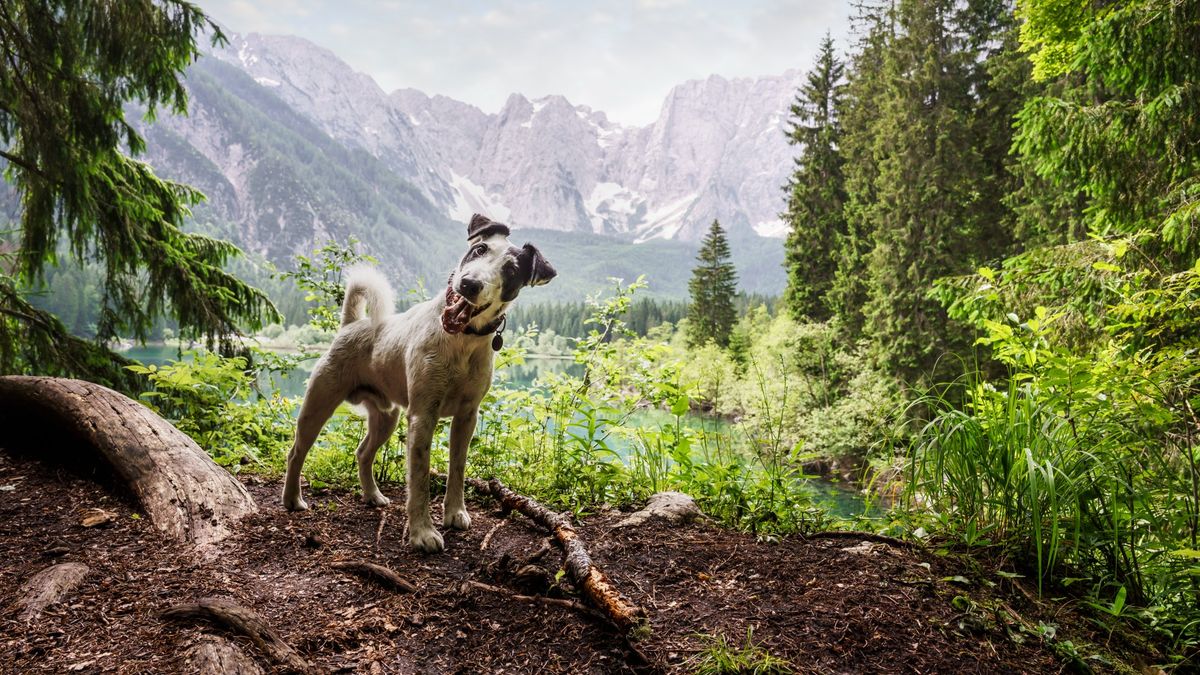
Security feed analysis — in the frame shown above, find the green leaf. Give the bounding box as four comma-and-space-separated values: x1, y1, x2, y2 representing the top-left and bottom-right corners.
670, 395, 690, 417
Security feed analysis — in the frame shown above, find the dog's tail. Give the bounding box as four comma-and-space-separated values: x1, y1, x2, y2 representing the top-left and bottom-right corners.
341, 265, 395, 327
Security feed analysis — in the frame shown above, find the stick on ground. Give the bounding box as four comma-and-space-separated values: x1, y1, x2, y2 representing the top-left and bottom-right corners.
480, 519, 507, 551
804, 530, 916, 550
161, 598, 310, 674
461, 580, 605, 620
331, 560, 417, 593
449, 474, 647, 631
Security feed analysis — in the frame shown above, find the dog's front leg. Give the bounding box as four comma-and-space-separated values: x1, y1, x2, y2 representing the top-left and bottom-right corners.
443, 410, 476, 530
405, 409, 444, 552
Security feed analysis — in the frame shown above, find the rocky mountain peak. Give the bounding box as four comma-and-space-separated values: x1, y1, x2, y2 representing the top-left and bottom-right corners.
207, 30, 800, 243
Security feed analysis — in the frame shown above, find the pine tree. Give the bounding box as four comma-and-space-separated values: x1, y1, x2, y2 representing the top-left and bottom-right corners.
828, 0, 894, 337
686, 220, 739, 348
862, 0, 1008, 383
0, 1, 278, 390
782, 33, 846, 322
1016, 0, 1200, 261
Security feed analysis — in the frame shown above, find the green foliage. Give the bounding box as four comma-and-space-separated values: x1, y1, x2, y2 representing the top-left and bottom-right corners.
0, 0, 279, 389
1014, 0, 1200, 258
687, 220, 739, 348
691, 627, 793, 675
914, 247, 1200, 646
782, 34, 846, 322
276, 237, 379, 333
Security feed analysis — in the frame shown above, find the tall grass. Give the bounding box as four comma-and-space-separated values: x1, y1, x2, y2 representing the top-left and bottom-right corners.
905, 379, 1089, 592
904, 368, 1200, 650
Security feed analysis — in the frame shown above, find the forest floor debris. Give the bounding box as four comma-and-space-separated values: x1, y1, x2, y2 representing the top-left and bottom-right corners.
0, 449, 1145, 673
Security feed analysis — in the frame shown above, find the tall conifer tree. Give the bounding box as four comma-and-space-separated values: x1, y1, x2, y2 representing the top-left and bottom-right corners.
829, 1, 894, 337
686, 220, 738, 348
860, 0, 1020, 383
0, 0, 278, 390
782, 34, 846, 322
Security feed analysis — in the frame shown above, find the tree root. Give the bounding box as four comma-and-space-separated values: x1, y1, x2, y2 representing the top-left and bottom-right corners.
331, 560, 417, 593
453, 474, 647, 631
805, 530, 916, 550
161, 598, 311, 674
15, 562, 89, 621
185, 635, 264, 675
0, 376, 257, 549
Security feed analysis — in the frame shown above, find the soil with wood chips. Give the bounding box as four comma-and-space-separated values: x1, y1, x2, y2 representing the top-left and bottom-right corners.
0, 448, 1072, 673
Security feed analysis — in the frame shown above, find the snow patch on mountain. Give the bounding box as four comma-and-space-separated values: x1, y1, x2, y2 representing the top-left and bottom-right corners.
754, 219, 789, 238
449, 171, 511, 224
634, 193, 696, 243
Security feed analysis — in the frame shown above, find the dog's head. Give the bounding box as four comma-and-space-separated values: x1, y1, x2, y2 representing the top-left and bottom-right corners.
443, 214, 556, 333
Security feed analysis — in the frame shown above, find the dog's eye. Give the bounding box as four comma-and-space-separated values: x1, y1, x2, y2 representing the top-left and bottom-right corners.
471, 244, 488, 257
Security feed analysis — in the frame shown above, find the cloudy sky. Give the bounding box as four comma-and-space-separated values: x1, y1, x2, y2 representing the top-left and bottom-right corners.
196, 0, 854, 126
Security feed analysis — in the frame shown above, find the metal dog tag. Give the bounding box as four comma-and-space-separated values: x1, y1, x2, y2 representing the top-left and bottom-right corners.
491, 333, 503, 351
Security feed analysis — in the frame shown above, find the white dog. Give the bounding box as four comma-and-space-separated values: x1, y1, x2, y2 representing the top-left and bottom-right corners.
281, 214, 556, 552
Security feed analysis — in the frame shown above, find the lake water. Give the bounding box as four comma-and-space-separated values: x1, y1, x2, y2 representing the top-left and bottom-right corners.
122, 344, 873, 517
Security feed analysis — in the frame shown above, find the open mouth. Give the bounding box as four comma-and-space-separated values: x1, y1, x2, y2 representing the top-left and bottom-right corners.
441, 286, 491, 334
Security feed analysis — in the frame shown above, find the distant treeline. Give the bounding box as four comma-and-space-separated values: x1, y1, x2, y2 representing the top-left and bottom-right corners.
30, 257, 776, 342
511, 293, 777, 339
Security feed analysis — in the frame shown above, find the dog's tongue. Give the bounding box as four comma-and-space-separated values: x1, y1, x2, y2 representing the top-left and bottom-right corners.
441, 287, 475, 334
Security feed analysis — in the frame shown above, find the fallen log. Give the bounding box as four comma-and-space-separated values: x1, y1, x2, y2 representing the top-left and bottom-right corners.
330, 560, 417, 593
456, 474, 646, 631
185, 635, 264, 675
15, 562, 89, 621
162, 598, 310, 674
0, 376, 257, 548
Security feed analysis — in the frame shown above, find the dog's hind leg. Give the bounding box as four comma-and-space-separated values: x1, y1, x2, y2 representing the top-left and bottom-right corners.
443, 410, 477, 531
357, 406, 400, 507
405, 408, 444, 552
282, 383, 343, 512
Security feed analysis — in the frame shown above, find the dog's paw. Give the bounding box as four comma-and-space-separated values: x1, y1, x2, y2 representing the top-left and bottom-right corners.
409, 526, 445, 553
444, 508, 472, 531
363, 491, 391, 507
282, 492, 310, 512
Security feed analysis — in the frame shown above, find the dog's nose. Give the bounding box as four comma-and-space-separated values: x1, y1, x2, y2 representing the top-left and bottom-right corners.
457, 277, 483, 299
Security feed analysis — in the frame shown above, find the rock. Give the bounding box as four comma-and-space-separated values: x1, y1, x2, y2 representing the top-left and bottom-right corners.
615, 491, 701, 528
840, 541, 881, 556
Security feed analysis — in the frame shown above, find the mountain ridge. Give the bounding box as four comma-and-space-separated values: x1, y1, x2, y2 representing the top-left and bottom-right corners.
210, 32, 800, 244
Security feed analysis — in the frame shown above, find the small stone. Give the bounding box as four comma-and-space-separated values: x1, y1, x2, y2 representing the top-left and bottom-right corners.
614, 491, 701, 528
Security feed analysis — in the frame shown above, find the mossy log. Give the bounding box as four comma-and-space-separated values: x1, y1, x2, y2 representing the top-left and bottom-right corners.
461, 475, 646, 631
0, 376, 257, 548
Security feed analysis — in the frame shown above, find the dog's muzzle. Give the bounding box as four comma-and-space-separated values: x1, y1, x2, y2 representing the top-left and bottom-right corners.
441, 285, 489, 334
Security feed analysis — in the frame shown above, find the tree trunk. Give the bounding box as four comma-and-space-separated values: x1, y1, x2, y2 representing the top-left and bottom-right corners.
0, 376, 257, 549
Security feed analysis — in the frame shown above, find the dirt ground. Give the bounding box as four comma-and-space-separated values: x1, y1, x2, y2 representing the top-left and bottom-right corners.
0, 447, 1078, 674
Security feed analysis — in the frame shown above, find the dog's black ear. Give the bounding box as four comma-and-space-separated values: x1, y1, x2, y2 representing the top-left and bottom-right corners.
519, 243, 556, 287
467, 213, 510, 240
